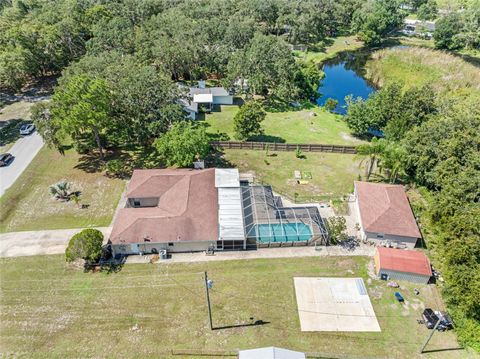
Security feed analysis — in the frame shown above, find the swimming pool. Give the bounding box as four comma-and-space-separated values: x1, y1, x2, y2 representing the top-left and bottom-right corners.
253, 223, 313, 243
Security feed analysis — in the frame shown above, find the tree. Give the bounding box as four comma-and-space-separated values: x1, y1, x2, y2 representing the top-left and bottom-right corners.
233, 101, 266, 140
154, 121, 210, 167
65, 229, 104, 263
352, 0, 406, 46
50, 75, 113, 159
434, 13, 465, 50
49, 181, 72, 201
228, 33, 302, 101
326, 216, 348, 244
324, 98, 339, 112
356, 137, 386, 180
417, 0, 438, 21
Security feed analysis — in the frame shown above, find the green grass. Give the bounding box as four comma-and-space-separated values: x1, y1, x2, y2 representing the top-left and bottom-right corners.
0, 147, 125, 233
0, 254, 473, 358
294, 35, 364, 65
205, 106, 364, 145
365, 47, 480, 99
221, 150, 363, 201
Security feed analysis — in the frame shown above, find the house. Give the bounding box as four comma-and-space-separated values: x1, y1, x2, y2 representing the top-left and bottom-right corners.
402, 19, 436, 37
238, 347, 305, 359
182, 81, 234, 119
354, 181, 421, 249
108, 168, 329, 257
374, 247, 432, 284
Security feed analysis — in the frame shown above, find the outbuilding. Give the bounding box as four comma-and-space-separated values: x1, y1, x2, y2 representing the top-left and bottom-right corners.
374, 247, 432, 284
238, 347, 305, 359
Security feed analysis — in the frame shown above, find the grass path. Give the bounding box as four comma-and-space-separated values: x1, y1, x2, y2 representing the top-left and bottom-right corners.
205, 106, 363, 145
0, 147, 125, 233
0, 254, 470, 358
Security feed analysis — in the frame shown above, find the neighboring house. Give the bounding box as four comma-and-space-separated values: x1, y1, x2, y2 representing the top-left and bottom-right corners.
181, 81, 234, 119
239, 347, 306, 359
402, 19, 436, 37
108, 168, 329, 257
374, 247, 432, 284
354, 181, 421, 249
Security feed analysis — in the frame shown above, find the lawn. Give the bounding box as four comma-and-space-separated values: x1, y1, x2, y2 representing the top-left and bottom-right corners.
294, 35, 364, 64
221, 149, 363, 201
205, 105, 363, 146
0, 147, 125, 233
0, 254, 472, 358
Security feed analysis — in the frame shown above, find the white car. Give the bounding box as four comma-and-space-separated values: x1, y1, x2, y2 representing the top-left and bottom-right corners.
19, 123, 35, 135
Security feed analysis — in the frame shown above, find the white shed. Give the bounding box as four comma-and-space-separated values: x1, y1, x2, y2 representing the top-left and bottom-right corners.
239, 347, 305, 359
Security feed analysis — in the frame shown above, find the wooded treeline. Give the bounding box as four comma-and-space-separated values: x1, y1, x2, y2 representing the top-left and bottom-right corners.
346, 83, 480, 349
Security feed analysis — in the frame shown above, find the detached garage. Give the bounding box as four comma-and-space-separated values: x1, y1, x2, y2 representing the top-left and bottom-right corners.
374, 247, 432, 284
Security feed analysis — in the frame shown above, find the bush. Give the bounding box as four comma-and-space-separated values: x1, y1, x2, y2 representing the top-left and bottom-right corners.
65, 229, 104, 263
324, 98, 338, 113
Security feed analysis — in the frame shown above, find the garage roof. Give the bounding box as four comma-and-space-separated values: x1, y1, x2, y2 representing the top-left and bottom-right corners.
377, 247, 432, 276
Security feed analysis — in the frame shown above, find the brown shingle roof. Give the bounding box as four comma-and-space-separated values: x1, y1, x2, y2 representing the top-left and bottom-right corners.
355, 181, 421, 238
110, 168, 218, 244
376, 247, 432, 276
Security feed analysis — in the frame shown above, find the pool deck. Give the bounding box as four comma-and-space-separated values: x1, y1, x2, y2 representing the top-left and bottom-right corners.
125, 243, 375, 264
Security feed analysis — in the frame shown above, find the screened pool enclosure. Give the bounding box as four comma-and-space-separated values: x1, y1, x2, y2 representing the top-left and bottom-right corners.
241, 184, 329, 246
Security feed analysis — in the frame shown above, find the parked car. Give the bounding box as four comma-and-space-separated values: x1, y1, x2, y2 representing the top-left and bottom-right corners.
19, 123, 35, 135
435, 311, 454, 331
422, 308, 439, 329
0, 153, 14, 166
394, 292, 404, 302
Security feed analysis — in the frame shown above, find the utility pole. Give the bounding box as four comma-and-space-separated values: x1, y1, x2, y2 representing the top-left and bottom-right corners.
419, 318, 440, 354
204, 271, 213, 330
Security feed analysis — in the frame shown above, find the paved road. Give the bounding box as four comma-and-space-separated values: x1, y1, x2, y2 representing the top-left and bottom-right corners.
0, 227, 112, 258
0, 132, 44, 197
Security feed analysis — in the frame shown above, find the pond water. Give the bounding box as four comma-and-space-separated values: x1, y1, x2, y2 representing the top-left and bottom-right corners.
316, 52, 376, 115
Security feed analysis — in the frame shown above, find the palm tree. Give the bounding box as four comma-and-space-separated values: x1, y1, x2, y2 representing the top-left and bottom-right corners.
380, 143, 407, 183
49, 181, 71, 201
356, 138, 386, 180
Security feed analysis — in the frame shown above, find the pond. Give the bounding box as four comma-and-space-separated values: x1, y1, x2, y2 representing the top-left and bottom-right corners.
316, 52, 376, 115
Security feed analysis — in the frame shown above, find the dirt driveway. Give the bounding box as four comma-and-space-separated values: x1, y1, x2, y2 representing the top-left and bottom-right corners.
0, 227, 111, 258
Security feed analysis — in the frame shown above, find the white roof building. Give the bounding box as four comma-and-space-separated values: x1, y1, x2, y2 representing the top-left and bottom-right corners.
238, 347, 306, 359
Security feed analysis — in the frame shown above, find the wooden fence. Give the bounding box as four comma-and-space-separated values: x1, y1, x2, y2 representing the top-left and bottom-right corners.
211, 141, 357, 154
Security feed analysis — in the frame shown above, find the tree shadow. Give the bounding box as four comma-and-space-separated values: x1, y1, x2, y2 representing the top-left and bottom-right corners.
0, 119, 29, 147
206, 147, 235, 168
248, 134, 286, 143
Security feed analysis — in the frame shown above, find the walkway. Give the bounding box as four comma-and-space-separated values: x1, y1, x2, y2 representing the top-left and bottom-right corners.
126, 244, 375, 265
0, 227, 112, 258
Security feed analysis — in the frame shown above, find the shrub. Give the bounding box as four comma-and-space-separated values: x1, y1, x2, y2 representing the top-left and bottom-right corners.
324, 98, 338, 112
326, 216, 348, 244
49, 181, 71, 201
65, 229, 104, 263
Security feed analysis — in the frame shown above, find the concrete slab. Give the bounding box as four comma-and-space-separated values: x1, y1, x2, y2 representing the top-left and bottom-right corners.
294, 277, 381, 332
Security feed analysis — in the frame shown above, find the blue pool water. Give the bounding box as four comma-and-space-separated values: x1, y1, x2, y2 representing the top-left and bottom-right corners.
317, 53, 376, 115
254, 223, 312, 243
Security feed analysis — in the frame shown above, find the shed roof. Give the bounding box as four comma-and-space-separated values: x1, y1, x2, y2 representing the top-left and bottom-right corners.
355, 181, 421, 238
189, 86, 230, 97
193, 93, 213, 103
239, 347, 305, 359
110, 168, 218, 244
376, 247, 432, 277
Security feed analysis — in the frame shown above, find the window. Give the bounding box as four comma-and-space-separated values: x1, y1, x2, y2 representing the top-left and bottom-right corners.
376, 233, 384, 238
133, 199, 140, 207
168, 242, 174, 247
